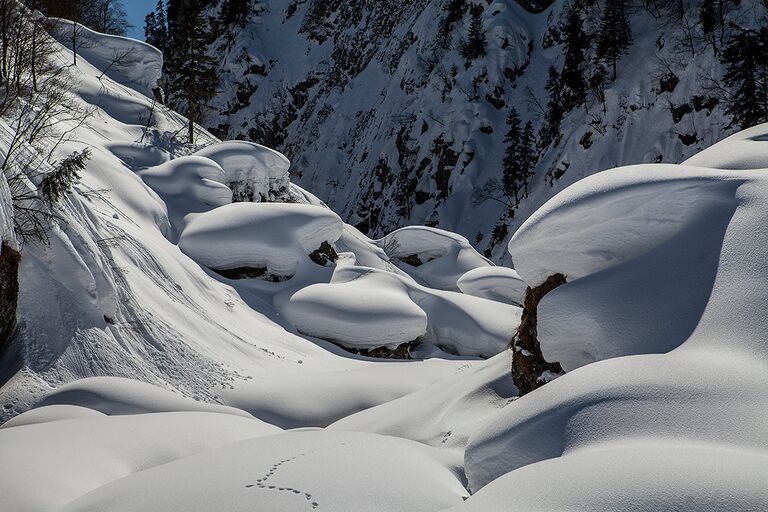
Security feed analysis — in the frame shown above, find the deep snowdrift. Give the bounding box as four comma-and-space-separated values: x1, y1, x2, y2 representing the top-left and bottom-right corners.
3, 12, 768, 512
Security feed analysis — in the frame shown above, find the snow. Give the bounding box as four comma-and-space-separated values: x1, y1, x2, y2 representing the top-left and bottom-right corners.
456, 266, 527, 306
1, 412, 279, 511
34, 377, 253, 417
59, 430, 467, 512
462, 128, 768, 500
4, 11, 768, 512
46, 18, 163, 94
377, 226, 493, 291
282, 265, 520, 356
194, 141, 292, 201
137, 155, 233, 240
178, 202, 343, 276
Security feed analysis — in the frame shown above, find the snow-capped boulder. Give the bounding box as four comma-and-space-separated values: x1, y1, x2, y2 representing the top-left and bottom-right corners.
194, 141, 292, 202
138, 155, 233, 239
509, 165, 740, 371
284, 269, 428, 349
178, 202, 343, 278
684, 123, 768, 170
378, 226, 492, 291
457, 266, 527, 306
282, 265, 520, 357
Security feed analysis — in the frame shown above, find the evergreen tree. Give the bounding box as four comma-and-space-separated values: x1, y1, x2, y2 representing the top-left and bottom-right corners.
461, 3, 486, 60
502, 108, 522, 207
145, 0, 169, 53
595, 0, 632, 80
721, 27, 768, 129
166, 0, 217, 144
539, 65, 564, 149
220, 0, 256, 27
41, 149, 90, 203
560, 2, 590, 110
519, 121, 536, 198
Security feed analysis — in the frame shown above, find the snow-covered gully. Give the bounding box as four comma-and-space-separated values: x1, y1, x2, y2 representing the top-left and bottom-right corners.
2, 4, 768, 512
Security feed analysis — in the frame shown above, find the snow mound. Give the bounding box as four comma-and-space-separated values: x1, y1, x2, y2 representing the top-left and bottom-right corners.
46, 18, 163, 93
35, 377, 253, 417
457, 266, 527, 306
138, 155, 233, 239
378, 226, 492, 291
285, 269, 428, 348
60, 430, 467, 512
0, 405, 105, 429
194, 141, 291, 201
464, 152, 768, 501
0, 411, 279, 511
685, 123, 768, 170
282, 266, 520, 356
509, 165, 741, 370
454, 441, 768, 512
178, 202, 343, 277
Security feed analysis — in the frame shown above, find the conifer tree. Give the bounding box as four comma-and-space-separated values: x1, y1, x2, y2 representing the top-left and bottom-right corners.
461, 3, 486, 60
502, 108, 522, 207
561, 2, 589, 110
539, 65, 564, 149
145, 0, 169, 53
519, 121, 536, 198
166, 0, 217, 144
721, 27, 768, 129
595, 0, 632, 80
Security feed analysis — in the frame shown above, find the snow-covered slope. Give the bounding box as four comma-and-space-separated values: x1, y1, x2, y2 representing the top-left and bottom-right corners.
202, 0, 759, 262
3, 9, 768, 512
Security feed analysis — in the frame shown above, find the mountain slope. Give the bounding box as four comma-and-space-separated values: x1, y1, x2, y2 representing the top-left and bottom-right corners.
201, 0, 762, 261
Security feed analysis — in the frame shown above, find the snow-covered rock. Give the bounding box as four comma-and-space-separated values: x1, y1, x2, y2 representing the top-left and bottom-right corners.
178, 202, 343, 277
283, 265, 520, 356
457, 266, 527, 306
378, 226, 492, 291
194, 141, 292, 202
138, 155, 233, 240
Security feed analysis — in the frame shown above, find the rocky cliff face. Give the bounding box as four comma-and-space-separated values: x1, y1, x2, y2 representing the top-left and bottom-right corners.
203, 0, 750, 261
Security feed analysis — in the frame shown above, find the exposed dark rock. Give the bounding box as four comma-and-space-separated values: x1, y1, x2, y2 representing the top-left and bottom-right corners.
511, 273, 566, 396
659, 72, 679, 94
308, 241, 339, 266
679, 132, 698, 146
0, 243, 21, 355
579, 131, 593, 149
210, 266, 288, 282
398, 254, 423, 267
692, 95, 719, 112
671, 102, 694, 124
336, 340, 417, 359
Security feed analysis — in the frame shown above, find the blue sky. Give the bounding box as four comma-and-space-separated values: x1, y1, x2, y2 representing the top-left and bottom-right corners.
125, 0, 157, 40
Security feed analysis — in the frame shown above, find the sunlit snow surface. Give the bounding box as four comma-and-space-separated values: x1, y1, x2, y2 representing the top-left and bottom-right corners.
2, 15, 768, 512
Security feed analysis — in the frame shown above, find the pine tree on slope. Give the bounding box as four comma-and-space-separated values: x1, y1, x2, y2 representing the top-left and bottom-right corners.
166, 0, 217, 144
539, 65, 564, 149
561, 2, 590, 111
502, 108, 522, 208
461, 3, 486, 60
595, 0, 632, 81
519, 120, 536, 198
721, 27, 768, 129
